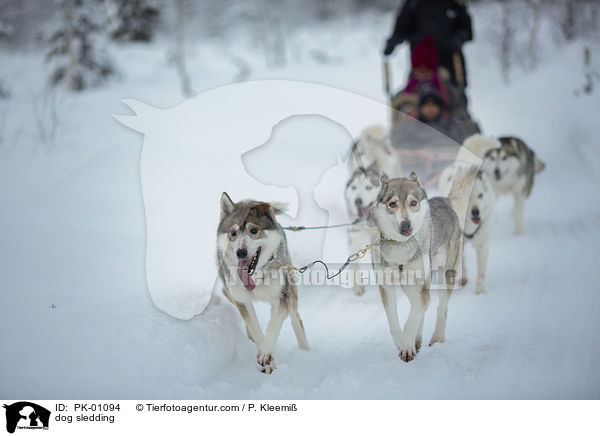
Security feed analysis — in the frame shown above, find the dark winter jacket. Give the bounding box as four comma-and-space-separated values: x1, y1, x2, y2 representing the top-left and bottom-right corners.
385, 0, 473, 86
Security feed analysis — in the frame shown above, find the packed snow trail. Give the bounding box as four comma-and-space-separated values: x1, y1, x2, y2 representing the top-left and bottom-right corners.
198, 183, 600, 399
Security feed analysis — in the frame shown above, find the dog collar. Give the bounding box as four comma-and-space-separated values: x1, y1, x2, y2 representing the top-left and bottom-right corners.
379, 232, 411, 246
378, 234, 408, 272
464, 221, 483, 239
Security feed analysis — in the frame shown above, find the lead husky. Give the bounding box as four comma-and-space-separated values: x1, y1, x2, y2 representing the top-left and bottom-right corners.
482, 136, 545, 234
217, 193, 309, 374
371, 171, 468, 362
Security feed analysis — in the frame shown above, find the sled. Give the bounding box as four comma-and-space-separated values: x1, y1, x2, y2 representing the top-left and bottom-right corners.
382, 55, 481, 188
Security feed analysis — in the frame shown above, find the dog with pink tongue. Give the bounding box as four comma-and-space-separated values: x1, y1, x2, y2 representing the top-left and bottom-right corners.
216, 193, 310, 374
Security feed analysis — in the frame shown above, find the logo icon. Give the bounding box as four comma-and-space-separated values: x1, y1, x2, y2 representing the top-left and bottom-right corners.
3, 402, 50, 434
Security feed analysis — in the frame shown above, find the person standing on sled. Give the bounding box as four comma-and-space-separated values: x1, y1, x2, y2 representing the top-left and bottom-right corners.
383, 0, 473, 89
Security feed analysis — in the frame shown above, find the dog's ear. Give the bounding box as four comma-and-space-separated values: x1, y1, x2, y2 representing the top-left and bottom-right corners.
376, 171, 389, 186
252, 202, 275, 220
409, 171, 419, 184
270, 202, 288, 215
220, 192, 235, 219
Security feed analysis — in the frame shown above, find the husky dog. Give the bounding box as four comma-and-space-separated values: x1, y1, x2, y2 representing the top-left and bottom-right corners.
482, 136, 545, 234
372, 172, 467, 362
344, 165, 384, 295
348, 125, 400, 177
441, 165, 496, 294
439, 134, 499, 294
344, 126, 400, 296
217, 193, 309, 374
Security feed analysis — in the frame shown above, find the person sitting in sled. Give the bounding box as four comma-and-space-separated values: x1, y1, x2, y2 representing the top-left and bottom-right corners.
390, 35, 449, 122
418, 84, 446, 125
418, 84, 480, 144
403, 35, 450, 108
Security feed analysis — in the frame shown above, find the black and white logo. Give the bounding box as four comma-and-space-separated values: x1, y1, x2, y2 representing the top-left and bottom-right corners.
3, 402, 50, 434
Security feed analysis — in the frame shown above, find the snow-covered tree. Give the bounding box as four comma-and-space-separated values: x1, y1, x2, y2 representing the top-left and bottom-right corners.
46, 0, 113, 91
171, 0, 192, 96
106, 0, 160, 42
0, 17, 11, 98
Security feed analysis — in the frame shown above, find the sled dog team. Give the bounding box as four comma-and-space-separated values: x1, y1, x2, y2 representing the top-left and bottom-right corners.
217, 128, 545, 374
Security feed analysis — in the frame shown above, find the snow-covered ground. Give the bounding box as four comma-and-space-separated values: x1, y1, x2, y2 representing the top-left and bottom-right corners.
1, 8, 599, 399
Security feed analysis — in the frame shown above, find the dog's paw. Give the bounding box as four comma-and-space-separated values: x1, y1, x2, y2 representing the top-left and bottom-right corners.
429, 335, 445, 346
353, 286, 365, 297
257, 350, 277, 374
399, 344, 416, 362
475, 286, 486, 295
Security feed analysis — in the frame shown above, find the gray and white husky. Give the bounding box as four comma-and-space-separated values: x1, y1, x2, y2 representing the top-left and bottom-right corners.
344, 125, 400, 296
217, 193, 309, 374
371, 172, 469, 362
482, 136, 545, 234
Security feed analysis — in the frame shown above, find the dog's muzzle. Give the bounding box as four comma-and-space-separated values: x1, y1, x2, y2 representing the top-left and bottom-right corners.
400, 219, 412, 236
355, 198, 371, 219
471, 207, 481, 224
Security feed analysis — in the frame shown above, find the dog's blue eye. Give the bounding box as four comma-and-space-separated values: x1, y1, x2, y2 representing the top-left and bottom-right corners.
352, 186, 357, 190
366, 186, 373, 190
250, 228, 258, 234
478, 193, 484, 199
